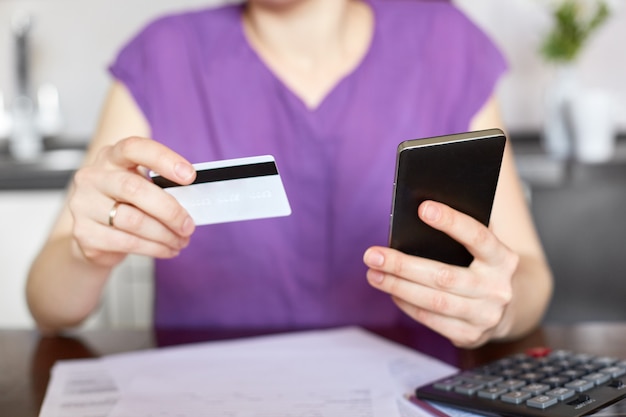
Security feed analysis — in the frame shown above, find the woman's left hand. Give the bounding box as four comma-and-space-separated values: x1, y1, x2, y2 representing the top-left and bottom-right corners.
363, 200, 519, 348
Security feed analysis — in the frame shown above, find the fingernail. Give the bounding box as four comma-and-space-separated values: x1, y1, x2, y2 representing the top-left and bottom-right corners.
422, 202, 441, 222
368, 270, 385, 284
364, 249, 385, 267
182, 216, 195, 235
175, 162, 195, 181
178, 236, 190, 249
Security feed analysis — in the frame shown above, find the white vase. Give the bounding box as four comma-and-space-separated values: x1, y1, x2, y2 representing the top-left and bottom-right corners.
542, 65, 576, 160
570, 89, 616, 164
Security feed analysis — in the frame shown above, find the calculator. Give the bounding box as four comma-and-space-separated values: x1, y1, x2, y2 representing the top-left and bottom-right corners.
414, 347, 626, 417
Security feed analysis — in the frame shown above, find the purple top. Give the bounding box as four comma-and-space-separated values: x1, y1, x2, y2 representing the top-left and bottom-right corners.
109, 0, 507, 329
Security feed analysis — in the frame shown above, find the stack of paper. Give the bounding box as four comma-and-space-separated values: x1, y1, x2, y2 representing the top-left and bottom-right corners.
39, 326, 459, 417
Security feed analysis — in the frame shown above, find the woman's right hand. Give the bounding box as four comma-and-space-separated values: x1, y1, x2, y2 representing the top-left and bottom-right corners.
68, 136, 197, 268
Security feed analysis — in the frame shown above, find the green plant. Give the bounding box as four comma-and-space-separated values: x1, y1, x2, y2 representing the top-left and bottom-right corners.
541, 0, 610, 63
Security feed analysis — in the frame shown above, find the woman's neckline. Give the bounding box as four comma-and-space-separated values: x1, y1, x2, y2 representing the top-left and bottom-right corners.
236, 0, 379, 113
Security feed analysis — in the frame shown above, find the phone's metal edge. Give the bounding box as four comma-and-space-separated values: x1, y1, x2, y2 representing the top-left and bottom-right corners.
389, 128, 506, 247
397, 128, 505, 153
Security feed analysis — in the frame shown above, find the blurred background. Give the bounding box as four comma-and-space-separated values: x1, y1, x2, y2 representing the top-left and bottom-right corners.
0, 0, 624, 329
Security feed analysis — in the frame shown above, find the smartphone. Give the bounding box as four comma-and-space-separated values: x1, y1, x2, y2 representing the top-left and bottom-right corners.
388, 128, 506, 266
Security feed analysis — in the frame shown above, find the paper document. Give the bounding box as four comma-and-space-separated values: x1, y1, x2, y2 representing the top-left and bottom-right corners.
39, 327, 461, 417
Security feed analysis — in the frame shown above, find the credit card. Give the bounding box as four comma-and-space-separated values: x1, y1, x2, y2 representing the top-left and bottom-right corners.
150, 155, 291, 225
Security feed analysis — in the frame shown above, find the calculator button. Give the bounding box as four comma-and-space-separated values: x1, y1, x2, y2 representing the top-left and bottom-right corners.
583, 372, 611, 386
542, 376, 570, 388
577, 363, 603, 373
599, 366, 626, 378
510, 354, 528, 362
498, 379, 526, 390
553, 360, 577, 369
527, 395, 559, 409
534, 357, 547, 364
467, 375, 504, 386
565, 379, 595, 392
517, 362, 537, 372
518, 372, 546, 383
458, 371, 480, 379
480, 363, 503, 374
454, 382, 485, 395
536, 365, 562, 375
434, 378, 462, 391
501, 391, 532, 404
500, 369, 521, 378
545, 387, 576, 401
494, 358, 516, 368
594, 357, 618, 366
522, 383, 550, 395
560, 369, 585, 380
478, 387, 509, 400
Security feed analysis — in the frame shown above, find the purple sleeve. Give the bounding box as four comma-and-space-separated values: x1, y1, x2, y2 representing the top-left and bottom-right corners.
108, 26, 151, 121
108, 15, 186, 125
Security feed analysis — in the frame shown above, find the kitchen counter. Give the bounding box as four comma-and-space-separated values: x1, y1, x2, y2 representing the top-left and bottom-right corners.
1, 132, 625, 190
0, 138, 85, 190
511, 131, 626, 187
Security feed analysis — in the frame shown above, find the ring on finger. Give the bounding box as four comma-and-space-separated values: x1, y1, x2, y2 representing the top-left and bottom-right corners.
108, 201, 122, 227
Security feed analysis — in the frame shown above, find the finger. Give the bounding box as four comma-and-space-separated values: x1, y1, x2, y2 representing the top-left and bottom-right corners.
363, 246, 480, 298
107, 202, 190, 251
418, 200, 507, 263
366, 267, 476, 320
74, 217, 183, 262
391, 297, 491, 348
363, 246, 430, 282
107, 136, 196, 186
70, 189, 186, 264
83, 168, 195, 237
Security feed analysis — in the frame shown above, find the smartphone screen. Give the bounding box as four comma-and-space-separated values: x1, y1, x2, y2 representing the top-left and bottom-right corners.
388, 129, 506, 266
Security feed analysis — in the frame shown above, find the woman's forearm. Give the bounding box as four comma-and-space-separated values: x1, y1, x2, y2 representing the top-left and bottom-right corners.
497, 253, 554, 341
26, 235, 113, 334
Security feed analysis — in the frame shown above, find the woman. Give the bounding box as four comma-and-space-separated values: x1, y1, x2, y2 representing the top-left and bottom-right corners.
27, 0, 552, 348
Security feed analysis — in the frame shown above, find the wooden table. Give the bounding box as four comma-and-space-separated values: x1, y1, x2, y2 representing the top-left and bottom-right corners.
2, 322, 625, 417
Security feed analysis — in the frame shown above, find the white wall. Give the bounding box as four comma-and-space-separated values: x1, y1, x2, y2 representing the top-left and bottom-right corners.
0, 191, 64, 327
455, 0, 626, 133
1, 0, 625, 140
0, 189, 155, 329
0, 0, 237, 142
